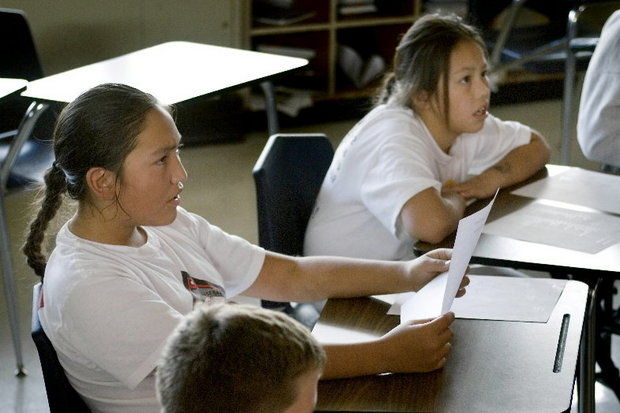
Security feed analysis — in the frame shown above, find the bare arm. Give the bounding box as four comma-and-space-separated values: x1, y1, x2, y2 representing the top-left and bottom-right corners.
242, 248, 452, 302
242, 250, 469, 379
321, 312, 456, 378
444, 132, 550, 199
399, 187, 466, 244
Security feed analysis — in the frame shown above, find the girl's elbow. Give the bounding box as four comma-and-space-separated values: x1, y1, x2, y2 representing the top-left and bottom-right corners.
411, 221, 454, 244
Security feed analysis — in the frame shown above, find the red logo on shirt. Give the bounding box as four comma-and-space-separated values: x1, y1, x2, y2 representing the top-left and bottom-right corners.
181, 271, 225, 300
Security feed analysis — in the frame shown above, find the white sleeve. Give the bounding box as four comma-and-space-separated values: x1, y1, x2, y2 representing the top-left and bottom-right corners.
577, 12, 620, 166
467, 115, 532, 175
61, 275, 184, 390
188, 211, 266, 298
361, 136, 440, 236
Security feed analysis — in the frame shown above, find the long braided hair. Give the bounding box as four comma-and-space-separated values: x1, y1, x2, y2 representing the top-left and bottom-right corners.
22, 83, 168, 278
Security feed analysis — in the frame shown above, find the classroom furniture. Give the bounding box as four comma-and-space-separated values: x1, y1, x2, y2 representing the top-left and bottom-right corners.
244, 0, 421, 99
0, 8, 44, 138
472, 0, 573, 78
252, 133, 334, 327
0, 78, 54, 376
31, 283, 91, 413
21, 41, 308, 136
560, 1, 620, 165
313, 277, 588, 412
414, 164, 620, 411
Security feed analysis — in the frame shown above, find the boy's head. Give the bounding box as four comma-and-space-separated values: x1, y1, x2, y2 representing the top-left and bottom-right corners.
156, 303, 326, 413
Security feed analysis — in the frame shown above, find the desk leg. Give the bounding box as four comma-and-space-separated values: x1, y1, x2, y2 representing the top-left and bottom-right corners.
260, 81, 279, 136
578, 280, 598, 413
595, 278, 620, 400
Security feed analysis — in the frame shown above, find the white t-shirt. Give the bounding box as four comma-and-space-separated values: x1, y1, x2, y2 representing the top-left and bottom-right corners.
39, 207, 265, 413
577, 10, 620, 168
304, 104, 531, 260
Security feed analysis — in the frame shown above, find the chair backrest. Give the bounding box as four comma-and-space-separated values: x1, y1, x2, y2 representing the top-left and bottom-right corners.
31, 283, 91, 413
0, 8, 44, 134
253, 133, 334, 256
0, 8, 43, 81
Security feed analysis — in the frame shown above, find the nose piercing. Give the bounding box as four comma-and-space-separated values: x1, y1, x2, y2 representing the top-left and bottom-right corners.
178, 182, 184, 190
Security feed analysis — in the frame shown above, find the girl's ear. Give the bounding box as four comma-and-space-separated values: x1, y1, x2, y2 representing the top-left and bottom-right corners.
85, 167, 117, 200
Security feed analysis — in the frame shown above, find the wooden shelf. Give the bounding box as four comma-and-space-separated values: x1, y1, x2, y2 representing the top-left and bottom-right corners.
242, 1, 561, 103
244, 0, 421, 100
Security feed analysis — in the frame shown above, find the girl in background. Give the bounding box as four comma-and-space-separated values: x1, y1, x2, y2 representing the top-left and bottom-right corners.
305, 14, 550, 261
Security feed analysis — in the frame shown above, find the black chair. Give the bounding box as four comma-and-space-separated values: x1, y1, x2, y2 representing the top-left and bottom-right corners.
31, 283, 91, 412
253, 133, 334, 328
0, 8, 45, 138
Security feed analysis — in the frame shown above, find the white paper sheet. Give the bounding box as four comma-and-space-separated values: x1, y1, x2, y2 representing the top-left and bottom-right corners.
390, 276, 564, 323
511, 168, 620, 215
483, 202, 620, 253
400, 190, 498, 323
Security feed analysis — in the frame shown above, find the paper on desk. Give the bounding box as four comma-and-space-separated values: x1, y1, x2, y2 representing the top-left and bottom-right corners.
400, 190, 498, 323
389, 276, 564, 323
483, 202, 620, 253
512, 168, 620, 215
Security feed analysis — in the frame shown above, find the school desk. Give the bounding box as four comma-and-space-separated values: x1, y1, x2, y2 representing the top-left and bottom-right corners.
0, 78, 27, 101
21, 41, 308, 136
413, 164, 620, 412
313, 278, 588, 412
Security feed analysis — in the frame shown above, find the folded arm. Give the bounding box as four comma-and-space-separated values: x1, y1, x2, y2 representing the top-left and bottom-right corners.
444, 132, 550, 199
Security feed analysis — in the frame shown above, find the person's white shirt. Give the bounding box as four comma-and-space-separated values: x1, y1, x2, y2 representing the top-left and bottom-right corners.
577, 10, 620, 169
39, 207, 265, 413
304, 104, 531, 261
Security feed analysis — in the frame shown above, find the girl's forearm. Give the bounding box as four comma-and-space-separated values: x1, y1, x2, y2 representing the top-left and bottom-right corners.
320, 341, 387, 379
485, 132, 550, 188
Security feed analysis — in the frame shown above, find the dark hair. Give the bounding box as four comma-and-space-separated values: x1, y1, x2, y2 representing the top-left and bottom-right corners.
375, 14, 486, 119
22, 83, 168, 278
156, 304, 326, 413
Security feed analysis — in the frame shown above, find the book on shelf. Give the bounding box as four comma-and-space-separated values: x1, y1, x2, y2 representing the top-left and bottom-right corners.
338, 44, 386, 88
339, 4, 378, 15
253, 3, 316, 26
256, 44, 316, 60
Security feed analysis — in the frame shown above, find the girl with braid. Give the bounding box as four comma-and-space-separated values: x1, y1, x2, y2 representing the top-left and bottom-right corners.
23, 83, 468, 413
304, 14, 551, 261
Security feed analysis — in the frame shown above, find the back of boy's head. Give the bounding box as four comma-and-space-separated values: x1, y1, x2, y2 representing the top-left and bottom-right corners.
376, 13, 486, 110
156, 304, 326, 413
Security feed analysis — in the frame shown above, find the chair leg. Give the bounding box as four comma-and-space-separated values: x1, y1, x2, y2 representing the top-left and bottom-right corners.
0, 198, 26, 376
260, 81, 279, 136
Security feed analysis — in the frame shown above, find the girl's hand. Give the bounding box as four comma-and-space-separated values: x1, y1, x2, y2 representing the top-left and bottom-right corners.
378, 312, 455, 372
442, 173, 501, 200
406, 248, 451, 291
405, 248, 470, 294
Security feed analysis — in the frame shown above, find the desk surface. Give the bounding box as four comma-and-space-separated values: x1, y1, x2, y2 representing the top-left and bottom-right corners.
21, 41, 307, 104
415, 165, 620, 277
313, 279, 587, 412
0, 78, 27, 99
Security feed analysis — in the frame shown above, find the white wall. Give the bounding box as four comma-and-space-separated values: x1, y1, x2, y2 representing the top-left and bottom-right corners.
1, 0, 242, 75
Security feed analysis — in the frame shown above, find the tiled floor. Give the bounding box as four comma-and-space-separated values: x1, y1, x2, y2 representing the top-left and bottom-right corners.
0, 98, 618, 412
